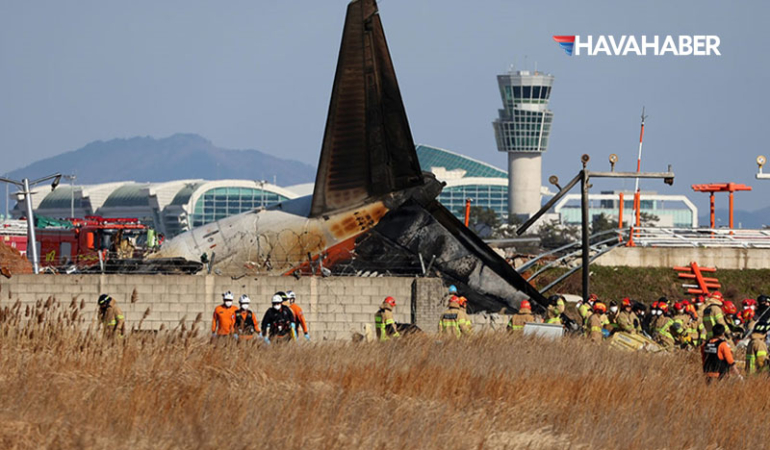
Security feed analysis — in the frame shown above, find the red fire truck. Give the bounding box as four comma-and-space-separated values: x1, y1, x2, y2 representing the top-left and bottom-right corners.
35, 216, 159, 269
0, 220, 29, 255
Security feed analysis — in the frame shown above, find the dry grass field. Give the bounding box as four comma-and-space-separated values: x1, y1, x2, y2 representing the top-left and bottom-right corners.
1, 297, 768, 450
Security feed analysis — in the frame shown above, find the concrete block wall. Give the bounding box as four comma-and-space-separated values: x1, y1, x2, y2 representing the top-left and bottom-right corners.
0, 274, 444, 341
594, 247, 770, 269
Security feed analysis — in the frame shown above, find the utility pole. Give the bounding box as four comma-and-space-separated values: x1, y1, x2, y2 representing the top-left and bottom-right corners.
0, 173, 62, 274
517, 154, 674, 301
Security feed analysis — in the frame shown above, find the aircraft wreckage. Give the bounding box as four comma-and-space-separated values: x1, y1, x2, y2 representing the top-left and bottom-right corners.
151, 0, 547, 312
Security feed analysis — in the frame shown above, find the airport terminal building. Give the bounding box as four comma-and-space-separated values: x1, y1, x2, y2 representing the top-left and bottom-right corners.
11, 145, 697, 234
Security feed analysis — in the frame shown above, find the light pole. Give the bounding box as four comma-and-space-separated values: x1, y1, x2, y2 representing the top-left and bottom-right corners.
63, 174, 77, 218
0, 173, 62, 274
517, 154, 674, 301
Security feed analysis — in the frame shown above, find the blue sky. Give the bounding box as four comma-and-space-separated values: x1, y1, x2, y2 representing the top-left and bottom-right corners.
1, 0, 768, 210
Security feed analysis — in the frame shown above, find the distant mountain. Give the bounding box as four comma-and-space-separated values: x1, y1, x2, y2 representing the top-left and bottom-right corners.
4, 134, 317, 186
698, 207, 770, 229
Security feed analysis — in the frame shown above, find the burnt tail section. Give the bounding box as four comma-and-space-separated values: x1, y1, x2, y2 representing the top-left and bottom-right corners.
310, 0, 423, 218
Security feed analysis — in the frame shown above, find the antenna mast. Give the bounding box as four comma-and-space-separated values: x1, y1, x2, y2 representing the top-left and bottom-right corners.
633, 107, 648, 228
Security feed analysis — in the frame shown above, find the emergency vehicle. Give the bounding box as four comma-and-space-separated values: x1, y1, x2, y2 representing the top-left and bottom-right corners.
35, 216, 159, 269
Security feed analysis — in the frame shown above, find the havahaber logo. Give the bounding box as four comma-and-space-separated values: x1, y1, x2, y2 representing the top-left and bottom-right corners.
553, 36, 575, 56
552, 35, 721, 56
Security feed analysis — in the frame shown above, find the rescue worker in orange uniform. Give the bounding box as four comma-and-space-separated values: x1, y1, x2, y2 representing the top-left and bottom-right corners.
286, 290, 310, 341
97, 294, 125, 338
233, 295, 261, 341
616, 298, 640, 334
508, 299, 535, 335
745, 321, 768, 375
702, 324, 741, 382
374, 296, 400, 341
212, 291, 238, 337
651, 301, 675, 350
262, 292, 297, 344
702, 292, 731, 340
438, 296, 471, 338
586, 302, 608, 343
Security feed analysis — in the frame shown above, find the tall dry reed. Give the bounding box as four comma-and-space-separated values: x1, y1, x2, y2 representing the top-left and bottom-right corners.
1, 297, 767, 450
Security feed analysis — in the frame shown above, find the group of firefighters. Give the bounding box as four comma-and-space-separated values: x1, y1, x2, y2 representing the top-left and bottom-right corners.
95, 283, 768, 380
504, 290, 770, 380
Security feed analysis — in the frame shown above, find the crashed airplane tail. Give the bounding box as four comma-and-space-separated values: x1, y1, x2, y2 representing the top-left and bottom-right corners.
310, 0, 424, 218
152, 0, 547, 312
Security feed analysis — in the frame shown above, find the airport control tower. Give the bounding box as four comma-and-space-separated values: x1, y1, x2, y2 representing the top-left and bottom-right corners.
492, 70, 554, 220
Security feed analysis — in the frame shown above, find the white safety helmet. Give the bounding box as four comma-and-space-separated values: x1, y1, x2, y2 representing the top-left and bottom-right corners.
271, 294, 284, 304
222, 291, 234, 301
287, 290, 296, 303
239, 295, 251, 304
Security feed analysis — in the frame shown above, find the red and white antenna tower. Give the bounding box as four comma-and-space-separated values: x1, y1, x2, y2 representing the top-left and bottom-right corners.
633, 107, 648, 228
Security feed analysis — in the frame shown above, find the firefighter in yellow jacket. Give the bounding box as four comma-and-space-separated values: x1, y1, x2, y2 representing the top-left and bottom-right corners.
545, 295, 563, 325
651, 301, 675, 349
746, 322, 769, 375
702, 292, 731, 340
586, 302, 608, 343
616, 298, 640, 334
439, 296, 471, 338
507, 300, 535, 335
456, 296, 473, 335
374, 297, 400, 341
97, 294, 125, 338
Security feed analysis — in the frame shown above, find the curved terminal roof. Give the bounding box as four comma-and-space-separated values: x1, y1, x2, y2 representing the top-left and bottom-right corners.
102, 183, 152, 207
416, 144, 507, 179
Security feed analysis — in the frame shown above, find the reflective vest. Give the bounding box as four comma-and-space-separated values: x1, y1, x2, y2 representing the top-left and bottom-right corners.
439, 310, 462, 338
375, 309, 399, 341
235, 310, 258, 335
703, 305, 724, 338
703, 338, 730, 377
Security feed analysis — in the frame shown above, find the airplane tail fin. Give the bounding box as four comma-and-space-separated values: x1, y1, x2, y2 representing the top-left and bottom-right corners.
310, 0, 423, 218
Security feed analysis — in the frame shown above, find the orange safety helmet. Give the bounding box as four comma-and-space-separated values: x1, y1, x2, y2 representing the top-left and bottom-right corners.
457, 296, 468, 308
593, 302, 607, 313
448, 295, 460, 306
588, 293, 599, 302
520, 300, 531, 310
711, 291, 724, 301
742, 299, 757, 310
651, 301, 659, 310
722, 300, 737, 315
658, 302, 669, 313
384, 296, 396, 307
695, 295, 705, 305
622, 297, 631, 307
674, 302, 685, 313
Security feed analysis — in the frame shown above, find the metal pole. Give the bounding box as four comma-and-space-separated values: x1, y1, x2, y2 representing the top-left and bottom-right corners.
634, 107, 647, 228
580, 170, 589, 302
729, 191, 734, 229
70, 175, 75, 218
464, 198, 471, 227
710, 193, 715, 228
618, 192, 624, 229
4, 182, 8, 220
23, 178, 40, 274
